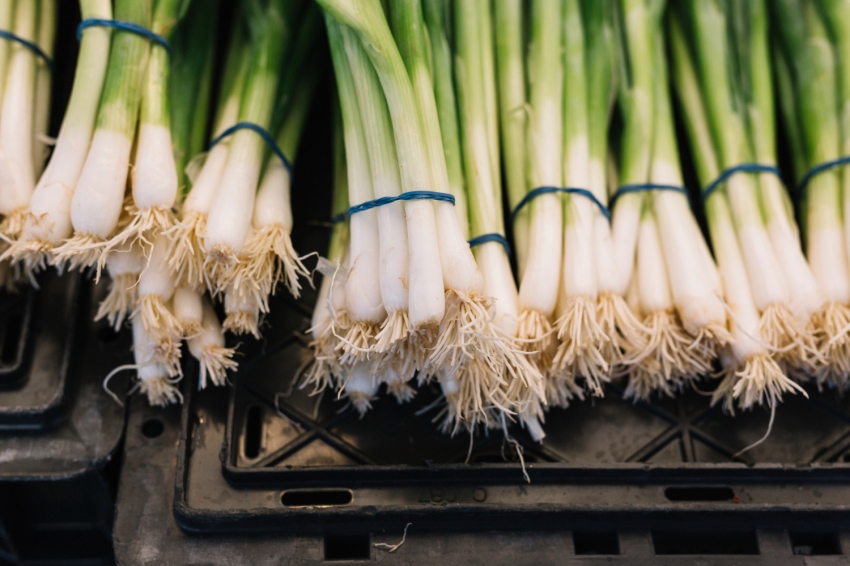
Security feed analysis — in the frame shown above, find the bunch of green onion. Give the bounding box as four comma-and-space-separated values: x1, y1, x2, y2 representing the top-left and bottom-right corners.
2, 0, 322, 407
314, 0, 545, 434
0, 0, 55, 282
669, 0, 815, 411
772, 0, 850, 387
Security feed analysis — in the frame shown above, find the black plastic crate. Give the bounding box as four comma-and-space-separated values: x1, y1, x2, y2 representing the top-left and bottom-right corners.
0, 274, 131, 566
109, 83, 850, 562
112, 319, 850, 564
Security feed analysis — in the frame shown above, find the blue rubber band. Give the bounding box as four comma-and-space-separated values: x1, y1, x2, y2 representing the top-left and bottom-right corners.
0, 29, 52, 69
347, 191, 455, 217
468, 233, 511, 256
701, 163, 783, 201
77, 19, 172, 58
208, 122, 292, 176
610, 183, 691, 210
796, 156, 850, 200
510, 186, 611, 224
330, 211, 347, 225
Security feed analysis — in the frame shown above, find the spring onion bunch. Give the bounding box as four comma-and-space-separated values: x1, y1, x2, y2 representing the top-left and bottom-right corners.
611, 0, 730, 401
773, 0, 850, 387
0, 0, 56, 274
317, 0, 539, 432
669, 1, 807, 411
454, 0, 546, 439
49, 0, 183, 271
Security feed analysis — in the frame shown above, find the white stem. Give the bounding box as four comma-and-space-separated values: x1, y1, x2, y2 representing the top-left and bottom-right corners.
173, 285, 202, 330
637, 212, 673, 315
0, 0, 38, 216
132, 123, 178, 211
105, 239, 144, 276
25, 0, 111, 245
71, 130, 132, 238
138, 234, 177, 302
474, 242, 518, 336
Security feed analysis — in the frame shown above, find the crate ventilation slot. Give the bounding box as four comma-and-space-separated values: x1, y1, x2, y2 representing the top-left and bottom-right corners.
324, 533, 370, 561
243, 405, 263, 459
652, 530, 758, 555
281, 489, 353, 507
573, 531, 619, 555
789, 532, 841, 556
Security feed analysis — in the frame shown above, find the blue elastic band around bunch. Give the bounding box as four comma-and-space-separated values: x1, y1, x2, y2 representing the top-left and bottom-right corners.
208, 122, 292, 176
701, 163, 783, 201
330, 211, 347, 225
468, 233, 511, 256
347, 191, 455, 218
795, 156, 850, 200
77, 19, 172, 58
0, 29, 52, 69
609, 183, 691, 209
510, 186, 611, 223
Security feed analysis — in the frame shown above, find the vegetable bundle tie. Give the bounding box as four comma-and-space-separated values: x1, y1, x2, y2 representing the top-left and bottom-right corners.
701, 163, 784, 201
76, 18, 171, 57
0, 28, 52, 68
795, 156, 850, 201
208, 121, 292, 177
510, 186, 611, 224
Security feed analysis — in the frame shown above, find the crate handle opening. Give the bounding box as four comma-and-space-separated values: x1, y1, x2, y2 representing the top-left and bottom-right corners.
281, 489, 353, 508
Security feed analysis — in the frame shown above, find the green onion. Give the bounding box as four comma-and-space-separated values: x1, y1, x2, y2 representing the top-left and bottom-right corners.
9, 0, 106, 273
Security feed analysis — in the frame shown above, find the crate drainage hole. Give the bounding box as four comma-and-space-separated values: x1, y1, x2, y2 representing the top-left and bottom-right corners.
789, 532, 841, 555
664, 486, 735, 502
243, 405, 263, 459
652, 530, 758, 555
573, 531, 619, 555
282, 489, 353, 508
324, 533, 370, 561
141, 418, 164, 439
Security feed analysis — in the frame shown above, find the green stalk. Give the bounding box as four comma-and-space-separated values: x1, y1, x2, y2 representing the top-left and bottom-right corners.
236, 0, 292, 142
317, 0, 446, 330
422, 0, 466, 235
479, 2, 499, 191
455, 0, 501, 239
325, 16, 372, 208
773, 0, 843, 232
615, 0, 656, 189
815, 0, 850, 235
140, 0, 192, 132
169, 0, 219, 193
684, 0, 771, 229
211, 23, 248, 135
583, 0, 615, 205
611, 0, 659, 293
563, 0, 589, 191
328, 96, 349, 264
773, 45, 808, 185
314, 0, 436, 201
96, 0, 153, 137
390, 0, 467, 236
493, 0, 529, 269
